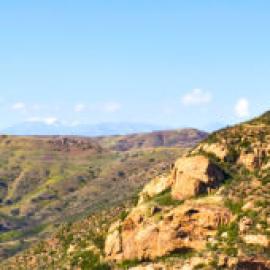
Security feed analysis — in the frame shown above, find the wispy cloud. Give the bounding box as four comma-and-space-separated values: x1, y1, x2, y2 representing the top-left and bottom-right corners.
27, 117, 59, 125
181, 89, 212, 106
12, 102, 26, 110
101, 101, 121, 113
235, 98, 250, 118
74, 103, 86, 112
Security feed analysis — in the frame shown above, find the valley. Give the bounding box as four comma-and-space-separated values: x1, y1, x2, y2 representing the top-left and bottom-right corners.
0, 129, 206, 261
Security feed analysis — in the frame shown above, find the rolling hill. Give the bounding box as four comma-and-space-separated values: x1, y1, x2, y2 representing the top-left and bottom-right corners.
2, 113, 270, 269
0, 128, 206, 260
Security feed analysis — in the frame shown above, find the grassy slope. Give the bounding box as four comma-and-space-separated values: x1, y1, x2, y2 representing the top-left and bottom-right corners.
0, 129, 205, 260
2, 113, 270, 269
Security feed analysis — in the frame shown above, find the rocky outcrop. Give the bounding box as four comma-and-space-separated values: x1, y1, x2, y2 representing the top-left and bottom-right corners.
171, 155, 225, 200
138, 155, 225, 204
104, 112, 270, 268
138, 175, 173, 204
105, 154, 230, 263
105, 203, 232, 262
199, 143, 229, 160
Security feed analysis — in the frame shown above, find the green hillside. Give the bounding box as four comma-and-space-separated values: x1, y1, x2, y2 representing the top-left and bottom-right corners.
0, 129, 205, 260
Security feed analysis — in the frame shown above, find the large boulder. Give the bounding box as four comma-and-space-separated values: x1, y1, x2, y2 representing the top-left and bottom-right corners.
171, 155, 225, 200
105, 203, 232, 262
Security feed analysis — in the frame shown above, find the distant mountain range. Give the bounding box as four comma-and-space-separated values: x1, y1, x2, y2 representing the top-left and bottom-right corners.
1, 122, 168, 136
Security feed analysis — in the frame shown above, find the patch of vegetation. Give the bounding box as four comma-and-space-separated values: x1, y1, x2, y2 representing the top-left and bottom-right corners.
118, 259, 141, 269
216, 222, 239, 256
158, 248, 195, 261
0, 230, 23, 242
119, 210, 129, 221
0, 135, 187, 261
71, 250, 111, 270
153, 189, 182, 206
224, 199, 243, 215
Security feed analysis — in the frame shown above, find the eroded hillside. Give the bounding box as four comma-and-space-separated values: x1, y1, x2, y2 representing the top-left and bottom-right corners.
103, 112, 270, 269
0, 129, 205, 261
96, 129, 207, 151
2, 112, 270, 270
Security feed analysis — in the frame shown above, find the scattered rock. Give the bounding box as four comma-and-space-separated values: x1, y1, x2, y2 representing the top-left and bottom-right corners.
130, 264, 165, 270
242, 234, 269, 247
242, 201, 255, 211
239, 217, 253, 233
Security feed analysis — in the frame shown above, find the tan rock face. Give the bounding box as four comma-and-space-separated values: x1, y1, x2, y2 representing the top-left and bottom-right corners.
138, 155, 225, 203
238, 153, 259, 170
199, 143, 229, 160
242, 234, 270, 248
239, 217, 253, 233
104, 221, 122, 259
171, 155, 225, 200
138, 175, 173, 204
130, 265, 165, 270
105, 203, 232, 262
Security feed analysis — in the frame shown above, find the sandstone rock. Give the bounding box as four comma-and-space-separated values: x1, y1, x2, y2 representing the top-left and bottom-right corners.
218, 255, 228, 267
242, 201, 255, 211
171, 155, 225, 200
180, 265, 193, 270
242, 234, 269, 247
104, 221, 122, 261
130, 264, 165, 270
251, 179, 262, 188
227, 257, 239, 268
238, 153, 259, 170
239, 217, 253, 233
199, 143, 228, 160
105, 203, 232, 262
67, 244, 76, 254
188, 257, 209, 269
138, 175, 173, 204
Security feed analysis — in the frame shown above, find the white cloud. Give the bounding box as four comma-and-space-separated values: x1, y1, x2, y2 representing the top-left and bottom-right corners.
12, 102, 26, 110
235, 98, 250, 118
44, 117, 58, 125
27, 117, 59, 125
181, 89, 212, 106
102, 102, 121, 113
74, 103, 86, 112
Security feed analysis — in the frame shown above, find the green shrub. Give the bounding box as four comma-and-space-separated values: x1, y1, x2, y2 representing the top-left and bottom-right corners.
71, 250, 110, 270
153, 189, 181, 206
224, 199, 243, 215
119, 210, 129, 221
118, 259, 140, 269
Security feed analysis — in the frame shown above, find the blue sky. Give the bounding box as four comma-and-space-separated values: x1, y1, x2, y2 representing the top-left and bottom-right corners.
0, 1, 270, 131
